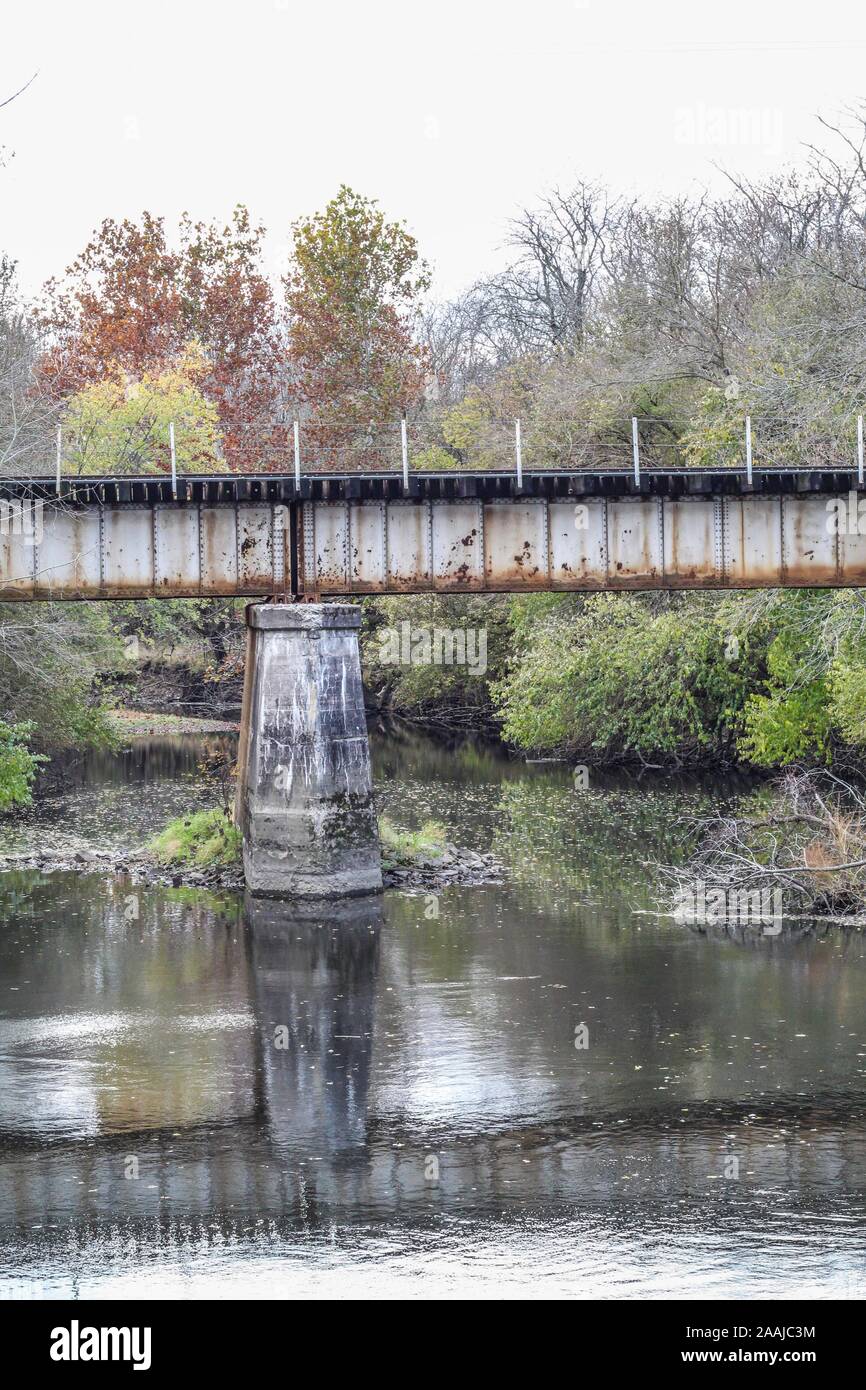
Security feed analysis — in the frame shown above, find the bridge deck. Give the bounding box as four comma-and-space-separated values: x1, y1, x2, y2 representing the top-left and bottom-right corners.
1, 465, 863, 505
2, 469, 865, 598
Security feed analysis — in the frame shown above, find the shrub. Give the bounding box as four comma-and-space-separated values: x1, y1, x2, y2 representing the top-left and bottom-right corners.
0, 721, 46, 812
378, 816, 446, 868
150, 807, 242, 866
493, 593, 761, 763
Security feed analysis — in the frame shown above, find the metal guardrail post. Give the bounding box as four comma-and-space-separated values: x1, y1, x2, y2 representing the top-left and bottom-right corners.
169, 421, 177, 498
515, 418, 523, 488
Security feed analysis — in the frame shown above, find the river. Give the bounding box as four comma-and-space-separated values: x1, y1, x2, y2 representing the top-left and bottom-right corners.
0, 728, 865, 1299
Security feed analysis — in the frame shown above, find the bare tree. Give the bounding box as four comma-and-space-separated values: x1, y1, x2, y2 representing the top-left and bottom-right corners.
421, 287, 520, 404
0, 259, 59, 477
486, 180, 628, 355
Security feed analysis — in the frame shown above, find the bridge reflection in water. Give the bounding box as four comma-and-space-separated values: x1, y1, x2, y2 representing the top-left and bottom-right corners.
246, 893, 381, 1156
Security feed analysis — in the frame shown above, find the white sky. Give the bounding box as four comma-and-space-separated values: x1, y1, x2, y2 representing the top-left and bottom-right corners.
3, 0, 866, 303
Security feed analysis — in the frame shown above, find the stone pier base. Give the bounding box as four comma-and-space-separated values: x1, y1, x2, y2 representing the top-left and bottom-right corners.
238, 603, 382, 899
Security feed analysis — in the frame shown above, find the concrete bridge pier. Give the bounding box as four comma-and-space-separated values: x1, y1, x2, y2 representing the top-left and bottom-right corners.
236, 603, 382, 899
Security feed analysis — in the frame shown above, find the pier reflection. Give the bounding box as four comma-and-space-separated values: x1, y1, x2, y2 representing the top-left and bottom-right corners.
245, 893, 381, 1155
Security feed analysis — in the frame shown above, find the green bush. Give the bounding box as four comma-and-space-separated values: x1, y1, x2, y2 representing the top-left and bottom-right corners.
493, 593, 762, 763
0, 603, 120, 753
378, 816, 446, 868
361, 593, 510, 725
0, 721, 46, 812
738, 625, 832, 765
410, 445, 462, 470
734, 591, 862, 767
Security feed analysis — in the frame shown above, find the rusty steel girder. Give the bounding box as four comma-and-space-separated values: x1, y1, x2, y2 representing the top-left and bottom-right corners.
2, 472, 866, 598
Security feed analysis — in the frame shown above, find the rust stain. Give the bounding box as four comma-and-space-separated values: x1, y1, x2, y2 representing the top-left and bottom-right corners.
13, 492, 866, 601
200, 510, 239, 595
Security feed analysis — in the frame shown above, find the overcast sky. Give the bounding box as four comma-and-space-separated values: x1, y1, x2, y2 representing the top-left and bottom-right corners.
3, 0, 866, 302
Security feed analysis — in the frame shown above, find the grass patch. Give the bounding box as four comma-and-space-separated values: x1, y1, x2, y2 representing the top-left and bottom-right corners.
150, 807, 447, 875
150, 807, 242, 867
378, 816, 447, 870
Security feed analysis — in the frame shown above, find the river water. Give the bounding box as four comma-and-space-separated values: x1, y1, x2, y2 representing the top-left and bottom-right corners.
0, 729, 865, 1299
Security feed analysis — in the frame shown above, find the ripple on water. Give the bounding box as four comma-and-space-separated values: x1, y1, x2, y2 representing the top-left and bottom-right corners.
0, 731, 865, 1296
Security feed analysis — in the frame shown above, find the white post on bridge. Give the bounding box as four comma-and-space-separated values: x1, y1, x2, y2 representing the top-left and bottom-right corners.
745, 416, 753, 485
55, 424, 62, 492
632, 417, 640, 484
294, 419, 301, 490
515, 418, 523, 489
858, 414, 864, 488
169, 421, 177, 499
401, 414, 409, 492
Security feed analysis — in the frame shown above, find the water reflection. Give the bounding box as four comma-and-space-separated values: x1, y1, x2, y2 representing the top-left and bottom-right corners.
0, 736, 237, 857
245, 894, 381, 1155
0, 872, 249, 1140
0, 732, 865, 1296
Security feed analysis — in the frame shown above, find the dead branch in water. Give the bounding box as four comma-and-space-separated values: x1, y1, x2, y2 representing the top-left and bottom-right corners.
659, 767, 866, 919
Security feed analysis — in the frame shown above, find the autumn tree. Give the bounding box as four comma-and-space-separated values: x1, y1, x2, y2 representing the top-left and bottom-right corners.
64, 341, 222, 475
37, 207, 284, 469
285, 186, 430, 464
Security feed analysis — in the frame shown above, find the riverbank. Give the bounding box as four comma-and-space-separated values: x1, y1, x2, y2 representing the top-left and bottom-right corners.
659, 766, 866, 928
18, 707, 866, 924
108, 709, 240, 737
19, 583, 866, 805
0, 842, 503, 894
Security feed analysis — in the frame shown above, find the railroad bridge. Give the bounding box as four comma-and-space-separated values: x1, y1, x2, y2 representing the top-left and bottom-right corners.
2, 467, 865, 599
4, 466, 864, 899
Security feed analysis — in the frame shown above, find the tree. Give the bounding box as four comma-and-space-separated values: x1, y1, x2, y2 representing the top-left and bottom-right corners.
0, 256, 59, 477
0, 602, 120, 754
64, 341, 223, 475
37, 207, 283, 469
494, 180, 626, 354
285, 185, 430, 464
492, 593, 760, 764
